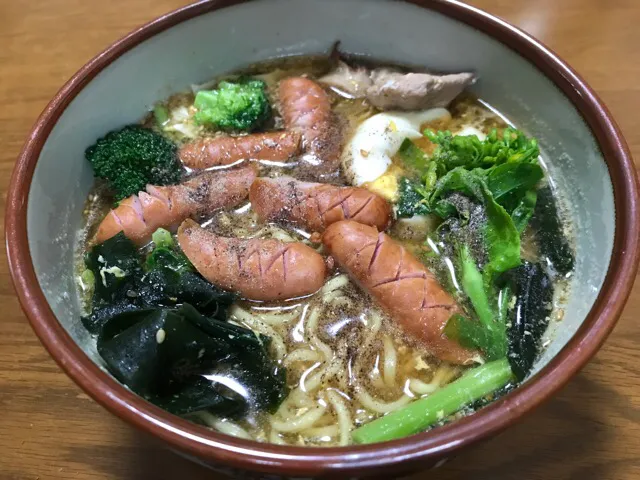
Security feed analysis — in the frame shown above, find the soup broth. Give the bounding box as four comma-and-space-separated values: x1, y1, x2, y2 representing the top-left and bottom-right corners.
77, 55, 573, 447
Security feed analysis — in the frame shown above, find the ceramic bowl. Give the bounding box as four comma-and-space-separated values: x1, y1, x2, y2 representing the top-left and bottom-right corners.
6, 0, 639, 478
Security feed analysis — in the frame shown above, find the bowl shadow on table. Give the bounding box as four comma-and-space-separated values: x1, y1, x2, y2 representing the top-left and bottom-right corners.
64, 372, 634, 480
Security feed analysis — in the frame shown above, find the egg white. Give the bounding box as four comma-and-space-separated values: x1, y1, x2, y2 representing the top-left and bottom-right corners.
342, 110, 492, 202
342, 108, 451, 187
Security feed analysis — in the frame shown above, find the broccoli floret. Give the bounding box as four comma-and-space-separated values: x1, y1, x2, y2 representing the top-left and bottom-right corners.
193, 79, 271, 132
85, 125, 183, 200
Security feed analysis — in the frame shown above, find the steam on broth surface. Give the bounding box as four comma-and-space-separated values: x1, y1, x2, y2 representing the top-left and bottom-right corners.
77, 55, 573, 447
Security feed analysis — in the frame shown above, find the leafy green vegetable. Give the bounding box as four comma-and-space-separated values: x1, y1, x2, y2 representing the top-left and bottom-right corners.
144, 228, 193, 275
530, 186, 575, 275
396, 178, 431, 217
396, 129, 542, 219
145, 244, 193, 275
429, 168, 521, 280
444, 314, 493, 355
429, 166, 484, 206
425, 128, 539, 171
459, 245, 495, 329
85, 125, 182, 201
427, 167, 520, 360
394, 129, 547, 367
500, 262, 553, 380
194, 79, 271, 132
481, 182, 522, 281
351, 359, 514, 444
398, 138, 429, 171
79, 269, 95, 298
511, 190, 537, 234
444, 245, 507, 360
486, 163, 543, 207
97, 304, 287, 416
395, 128, 562, 381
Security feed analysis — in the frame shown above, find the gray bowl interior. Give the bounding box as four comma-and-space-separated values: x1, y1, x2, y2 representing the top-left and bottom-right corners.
27, 0, 613, 378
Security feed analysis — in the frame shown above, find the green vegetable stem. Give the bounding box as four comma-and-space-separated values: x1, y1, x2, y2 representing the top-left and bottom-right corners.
153, 103, 170, 126
151, 227, 173, 249
351, 359, 514, 444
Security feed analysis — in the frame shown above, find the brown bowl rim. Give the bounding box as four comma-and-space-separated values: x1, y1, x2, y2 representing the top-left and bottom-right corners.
6, 0, 640, 477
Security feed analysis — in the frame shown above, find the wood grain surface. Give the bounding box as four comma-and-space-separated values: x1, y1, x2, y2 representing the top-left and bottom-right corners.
1, 1, 638, 479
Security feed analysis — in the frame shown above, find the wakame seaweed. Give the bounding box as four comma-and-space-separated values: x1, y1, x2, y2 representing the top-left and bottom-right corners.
84, 232, 142, 307
82, 232, 287, 416
97, 304, 287, 415
82, 232, 235, 334
500, 262, 554, 380
530, 186, 575, 275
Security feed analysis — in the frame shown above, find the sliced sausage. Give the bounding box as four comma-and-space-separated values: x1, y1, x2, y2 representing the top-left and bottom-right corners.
177, 219, 326, 301
250, 176, 392, 232
94, 164, 257, 246
179, 131, 301, 169
278, 77, 342, 177
322, 220, 477, 365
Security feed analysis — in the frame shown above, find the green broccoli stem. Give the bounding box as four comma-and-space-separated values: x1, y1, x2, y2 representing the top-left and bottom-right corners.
153, 104, 170, 126
351, 359, 513, 445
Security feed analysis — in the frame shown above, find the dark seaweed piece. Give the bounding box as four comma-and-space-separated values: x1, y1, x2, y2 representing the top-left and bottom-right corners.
468, 382, 517, 410
145, 246, 193, 274
96, 304, 287, 416
84, 232, 141, 306
82, 301, 142, 335
501, 262, 553, 380
83, 234, 282, 417
530, 186, 575, 275
83, 268, 234, 331
176, 305, 287, 413
98, 308, 233, 396
152, 377, 245, 416
174, 272, 235, 319
83, 233, 235, 328
136, 269, 235, 317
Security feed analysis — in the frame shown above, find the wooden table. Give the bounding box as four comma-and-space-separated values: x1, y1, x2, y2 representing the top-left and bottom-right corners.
1, 1, 638, 478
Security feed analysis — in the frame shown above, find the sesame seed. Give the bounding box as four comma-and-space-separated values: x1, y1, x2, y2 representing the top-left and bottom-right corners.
156, 329, 166, 344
